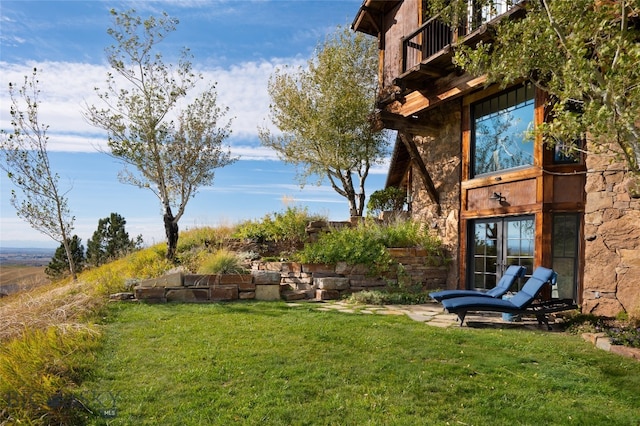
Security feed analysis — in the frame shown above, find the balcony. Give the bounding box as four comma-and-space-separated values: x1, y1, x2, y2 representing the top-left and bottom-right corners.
401, 16, 453, 76
398, 1, 526, 89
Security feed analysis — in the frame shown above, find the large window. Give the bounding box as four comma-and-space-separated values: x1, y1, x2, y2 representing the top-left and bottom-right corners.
472, 83, 535, 177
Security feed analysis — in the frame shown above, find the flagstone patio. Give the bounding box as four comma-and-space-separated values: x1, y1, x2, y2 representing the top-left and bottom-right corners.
286, 300, 559, 330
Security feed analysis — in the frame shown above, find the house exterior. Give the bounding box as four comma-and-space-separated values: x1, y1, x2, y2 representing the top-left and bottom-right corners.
352, 0, 640, 317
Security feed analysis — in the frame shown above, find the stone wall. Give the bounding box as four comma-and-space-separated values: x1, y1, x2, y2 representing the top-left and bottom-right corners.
130, 249, 449, 303
254, 248, 448, 301
133, 271, 282, 302
583, 148, 640, 318
405, 101, 462, 289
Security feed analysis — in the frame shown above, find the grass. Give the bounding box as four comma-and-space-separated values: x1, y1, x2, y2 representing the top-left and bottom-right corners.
2, 226, 639, 424
78, 302, 640, 425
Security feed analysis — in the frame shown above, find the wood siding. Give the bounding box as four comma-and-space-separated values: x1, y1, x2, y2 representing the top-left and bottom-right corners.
382, 0, 419, 88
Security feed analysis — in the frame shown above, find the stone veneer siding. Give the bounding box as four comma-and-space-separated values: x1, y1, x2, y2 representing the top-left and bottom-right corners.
404, 102, 462, 289
583, 146, 640, 317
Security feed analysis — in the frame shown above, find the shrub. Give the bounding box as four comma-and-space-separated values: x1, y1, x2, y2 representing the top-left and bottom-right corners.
607, 325, 640, 348
177, 225, 236, 253
370, 219, 443, 252
124, 246, 173, 279
563, 313, 640, 348
293, 220, 445, 272
176, 248, 210, 273
198, 249, 247, 274
234, 207, 326, 254
293, 224, 392, 274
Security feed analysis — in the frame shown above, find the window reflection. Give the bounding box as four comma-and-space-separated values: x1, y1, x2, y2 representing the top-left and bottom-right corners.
472, 84, 535, 176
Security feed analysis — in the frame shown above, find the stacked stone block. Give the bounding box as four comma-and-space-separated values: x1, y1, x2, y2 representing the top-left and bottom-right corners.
583, 146, 640, 318
133, 271, 280, 303
130, 249, 449, 303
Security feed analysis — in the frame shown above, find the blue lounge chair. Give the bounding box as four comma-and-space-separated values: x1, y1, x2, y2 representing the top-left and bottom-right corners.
429, 265, 526, 302
442, 267, 574, 329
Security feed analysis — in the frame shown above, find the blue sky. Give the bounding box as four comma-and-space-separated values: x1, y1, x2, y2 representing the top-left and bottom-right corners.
0, 0, 391, 248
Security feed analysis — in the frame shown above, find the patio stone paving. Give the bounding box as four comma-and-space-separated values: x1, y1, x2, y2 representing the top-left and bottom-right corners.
287, 300, 560, 330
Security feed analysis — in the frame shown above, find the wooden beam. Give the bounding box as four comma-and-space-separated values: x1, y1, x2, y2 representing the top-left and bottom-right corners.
377, 110, 439, 134
361, 6, 381, 34
393, 75, 487, 117
399, 133, 440, 208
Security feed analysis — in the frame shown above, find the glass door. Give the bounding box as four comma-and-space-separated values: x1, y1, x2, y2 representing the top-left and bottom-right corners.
470, 216, 535, 291
552, 213, 580, 301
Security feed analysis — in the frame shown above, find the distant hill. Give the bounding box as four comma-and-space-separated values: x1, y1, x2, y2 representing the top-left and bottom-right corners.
0, 247, 54, 266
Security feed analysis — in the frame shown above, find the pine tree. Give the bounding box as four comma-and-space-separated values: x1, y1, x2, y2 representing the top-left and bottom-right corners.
86, 213, 142, 267
45, 236, 85, 280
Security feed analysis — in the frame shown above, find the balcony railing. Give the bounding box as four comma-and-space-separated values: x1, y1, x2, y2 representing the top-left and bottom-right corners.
402, 16, 453, 73
401, 1, 524, 73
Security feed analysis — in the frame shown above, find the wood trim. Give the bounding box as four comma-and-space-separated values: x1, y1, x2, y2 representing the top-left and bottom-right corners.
460, 204, 542, 220
457, 81, 586, 295
461, 167, 543, 190
543, 202, 586, 212
535, 212, 546, 268
459, 217, 468, 290
534, 88, 546, 168
461, 101, 471, 182
462, 82, 507, 106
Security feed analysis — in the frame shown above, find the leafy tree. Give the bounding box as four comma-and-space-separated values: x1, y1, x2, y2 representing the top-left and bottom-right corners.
86, 212, 142, 267
45, 235, 85, 280
85, 9, 236, 261
432, 0, 640, 174
259, 26, 389, 217
366, 187, 406, 217
0, 68, 79, 279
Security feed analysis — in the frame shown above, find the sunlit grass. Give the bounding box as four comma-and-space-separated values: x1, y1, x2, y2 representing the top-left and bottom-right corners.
81, 302, 640, 425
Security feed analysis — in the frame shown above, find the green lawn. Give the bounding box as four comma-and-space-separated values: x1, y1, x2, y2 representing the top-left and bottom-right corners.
81, 302, 640, 425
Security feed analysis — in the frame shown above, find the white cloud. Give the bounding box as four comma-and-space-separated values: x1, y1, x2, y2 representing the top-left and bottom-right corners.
0, 58, 303, 153
0, 57, 392, 165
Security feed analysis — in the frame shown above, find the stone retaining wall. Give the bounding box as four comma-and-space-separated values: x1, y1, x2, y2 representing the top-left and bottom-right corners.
582, 332, 640, 361
131, 249, 449, 303
133, 271, 282, 303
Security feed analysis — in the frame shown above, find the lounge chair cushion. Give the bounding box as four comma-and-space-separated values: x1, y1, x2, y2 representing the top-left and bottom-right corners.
429, 265, 525, 302
442, 266, 556, 312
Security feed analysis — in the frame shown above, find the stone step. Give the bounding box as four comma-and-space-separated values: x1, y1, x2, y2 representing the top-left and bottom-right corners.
282, 290, 308, 301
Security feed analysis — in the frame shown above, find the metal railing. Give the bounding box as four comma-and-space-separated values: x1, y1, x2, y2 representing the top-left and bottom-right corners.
402, 16, 453, 72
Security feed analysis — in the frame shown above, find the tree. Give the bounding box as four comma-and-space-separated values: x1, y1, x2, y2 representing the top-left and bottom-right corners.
259, 26, 389, 217
46, 235, 85, 280
0, 68, 79, 279
86, 212, 142, 267
85, 9, 236, 261
366, 187, 406, 218
433, 0, 640, 174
